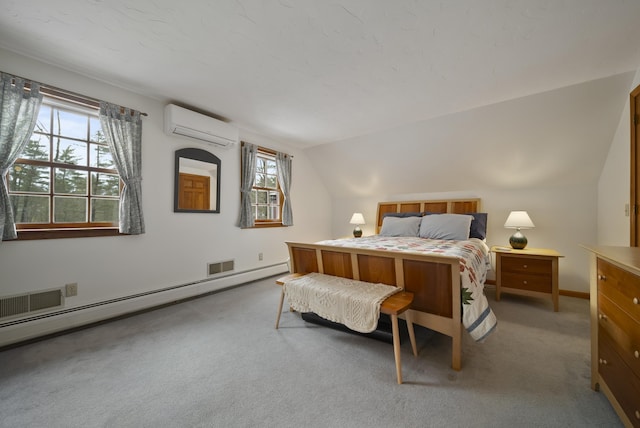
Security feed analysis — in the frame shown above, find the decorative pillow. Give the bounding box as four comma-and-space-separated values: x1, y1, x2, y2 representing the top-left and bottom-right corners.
379, 216, 422, 237
468, 213, 488, 240
418, 214, 474, 240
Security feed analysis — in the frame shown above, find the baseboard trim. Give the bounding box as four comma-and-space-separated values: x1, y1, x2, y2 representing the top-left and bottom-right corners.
0, 262, 289, 348
559, 289, 589, 300
485, 281, 588, 300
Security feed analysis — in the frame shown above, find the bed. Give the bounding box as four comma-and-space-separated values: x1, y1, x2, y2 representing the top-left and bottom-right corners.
284, 198, 496, 370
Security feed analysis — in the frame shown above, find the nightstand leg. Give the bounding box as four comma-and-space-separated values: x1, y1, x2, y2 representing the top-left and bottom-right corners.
495, 254, 502, 301
552, 258, 559, 312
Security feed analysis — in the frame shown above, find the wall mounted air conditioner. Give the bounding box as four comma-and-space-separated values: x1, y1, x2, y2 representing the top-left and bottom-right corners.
164, 104, 239, 148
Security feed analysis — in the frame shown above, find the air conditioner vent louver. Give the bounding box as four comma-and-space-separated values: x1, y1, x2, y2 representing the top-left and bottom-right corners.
164, 104, 238, 148
0, 289, 63, 320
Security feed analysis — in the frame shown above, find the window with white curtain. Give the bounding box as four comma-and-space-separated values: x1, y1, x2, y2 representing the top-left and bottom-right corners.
250, 147, 283, 226
6, 94, 122, 239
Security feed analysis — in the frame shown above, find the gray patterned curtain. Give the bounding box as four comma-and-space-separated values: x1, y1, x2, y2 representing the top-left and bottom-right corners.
99, 102, 145, 235
239, 142, 257, 228
0, 73, 43, 242
276, 152, 293, 226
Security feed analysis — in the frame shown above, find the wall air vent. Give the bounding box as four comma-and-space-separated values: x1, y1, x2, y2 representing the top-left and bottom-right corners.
0, 289, 64, 320
208, 260, 235, 276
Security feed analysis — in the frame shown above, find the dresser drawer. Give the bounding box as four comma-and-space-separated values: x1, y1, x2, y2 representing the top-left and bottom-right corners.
598, 329, 640, 427
599, 293, 640, 379
501, 256, 552, 276
598, 259, 640, 324
502, 272, 552, 293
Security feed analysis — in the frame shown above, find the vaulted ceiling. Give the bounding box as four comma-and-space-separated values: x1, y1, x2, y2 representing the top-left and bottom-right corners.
1, 0, 639, 148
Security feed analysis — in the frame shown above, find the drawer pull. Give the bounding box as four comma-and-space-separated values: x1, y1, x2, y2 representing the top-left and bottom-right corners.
636, 410, 640, 420
523, 280, 528, 285
635, 350, 639, 359
634, 297, 639, 305
598, 274, 607, 281
599, 358, 608, 365
523, 264, 528, 269
598, 313, 607, 321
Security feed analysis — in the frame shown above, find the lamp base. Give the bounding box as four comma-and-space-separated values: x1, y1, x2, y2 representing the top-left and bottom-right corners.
509, 230, 528, 249
353, 227, 362, 238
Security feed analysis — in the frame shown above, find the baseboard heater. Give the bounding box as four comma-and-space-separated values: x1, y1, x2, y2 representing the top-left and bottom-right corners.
0, 262, 288, 330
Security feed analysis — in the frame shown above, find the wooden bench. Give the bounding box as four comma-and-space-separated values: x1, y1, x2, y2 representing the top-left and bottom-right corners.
275, 273, 418, 384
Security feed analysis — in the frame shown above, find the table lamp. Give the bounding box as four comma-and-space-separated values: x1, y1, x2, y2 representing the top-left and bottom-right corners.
350, 212, 365, 238
504, 211, 535, 249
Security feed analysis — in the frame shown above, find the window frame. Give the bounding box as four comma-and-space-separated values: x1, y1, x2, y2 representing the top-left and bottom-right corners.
7, 92, 123, 240
247, 145, 284, 228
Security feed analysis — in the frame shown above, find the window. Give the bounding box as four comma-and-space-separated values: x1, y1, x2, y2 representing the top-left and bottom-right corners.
7, 96, 121, 239
250, 148, 283, 226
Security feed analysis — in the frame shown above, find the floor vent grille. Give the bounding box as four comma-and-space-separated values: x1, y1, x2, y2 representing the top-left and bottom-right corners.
0, 289, 63, 320
208, 260, 235, 276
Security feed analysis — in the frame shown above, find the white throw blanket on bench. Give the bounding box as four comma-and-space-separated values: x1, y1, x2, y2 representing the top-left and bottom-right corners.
283, 272, 401, 333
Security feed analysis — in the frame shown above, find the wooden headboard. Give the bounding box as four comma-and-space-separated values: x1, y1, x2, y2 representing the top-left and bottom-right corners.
375, 198, 481, 234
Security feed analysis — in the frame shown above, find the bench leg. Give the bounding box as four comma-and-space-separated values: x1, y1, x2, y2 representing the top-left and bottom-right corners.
391, 314, 403, 384
406, 311, 418, 357
452, 324, 462, 371
275, 288, 285, 329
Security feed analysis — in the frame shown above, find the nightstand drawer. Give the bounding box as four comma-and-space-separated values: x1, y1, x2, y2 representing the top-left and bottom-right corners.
492, 246, 562, 312
502, 272, 552, 293
501, 256, 552, 276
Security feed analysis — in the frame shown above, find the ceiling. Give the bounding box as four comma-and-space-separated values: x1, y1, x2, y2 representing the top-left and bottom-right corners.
1, 0, 640, 148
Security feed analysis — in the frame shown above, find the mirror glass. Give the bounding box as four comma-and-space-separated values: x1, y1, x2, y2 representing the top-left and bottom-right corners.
174, 148, 221, 213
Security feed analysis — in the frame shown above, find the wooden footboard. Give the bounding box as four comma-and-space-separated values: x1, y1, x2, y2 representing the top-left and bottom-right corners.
286, 241, 463, 370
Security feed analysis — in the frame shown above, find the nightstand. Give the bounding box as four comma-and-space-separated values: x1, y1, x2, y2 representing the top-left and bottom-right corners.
491, 246, 563, 311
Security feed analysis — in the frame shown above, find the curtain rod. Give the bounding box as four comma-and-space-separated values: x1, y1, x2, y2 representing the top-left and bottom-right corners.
4, 70, 148, 117
241, 140, 294, 158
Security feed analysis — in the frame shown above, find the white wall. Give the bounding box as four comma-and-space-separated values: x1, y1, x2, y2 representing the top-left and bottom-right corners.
305, 73, 633, 200
0, 49, 332, 345
597, 69, 640, 245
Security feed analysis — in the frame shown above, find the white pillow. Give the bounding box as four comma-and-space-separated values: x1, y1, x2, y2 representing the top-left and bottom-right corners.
419, 214, 473, 240
379, 216, 421, 237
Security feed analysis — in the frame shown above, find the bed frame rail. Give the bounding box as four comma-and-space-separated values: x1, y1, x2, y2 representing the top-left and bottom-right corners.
286, 241, 464, 370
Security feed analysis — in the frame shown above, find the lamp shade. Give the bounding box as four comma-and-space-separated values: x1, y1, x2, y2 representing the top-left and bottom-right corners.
504, 211, 535, 229
349, 213, 365, 225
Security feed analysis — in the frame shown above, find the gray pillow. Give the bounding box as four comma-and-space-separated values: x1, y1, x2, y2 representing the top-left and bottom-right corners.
379, 216, 421, 237
383, 212, 423, 218
419, 214, 474, 240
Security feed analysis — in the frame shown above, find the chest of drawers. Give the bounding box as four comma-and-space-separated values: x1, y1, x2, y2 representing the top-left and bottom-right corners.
586, 246, 640, 428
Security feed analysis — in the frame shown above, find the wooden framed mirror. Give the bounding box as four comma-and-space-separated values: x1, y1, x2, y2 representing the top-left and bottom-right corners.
174, 148, 221, 213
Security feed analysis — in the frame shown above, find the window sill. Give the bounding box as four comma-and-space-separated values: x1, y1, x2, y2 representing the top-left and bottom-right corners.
246, 222, 285, 229
14, 228, 122, 241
